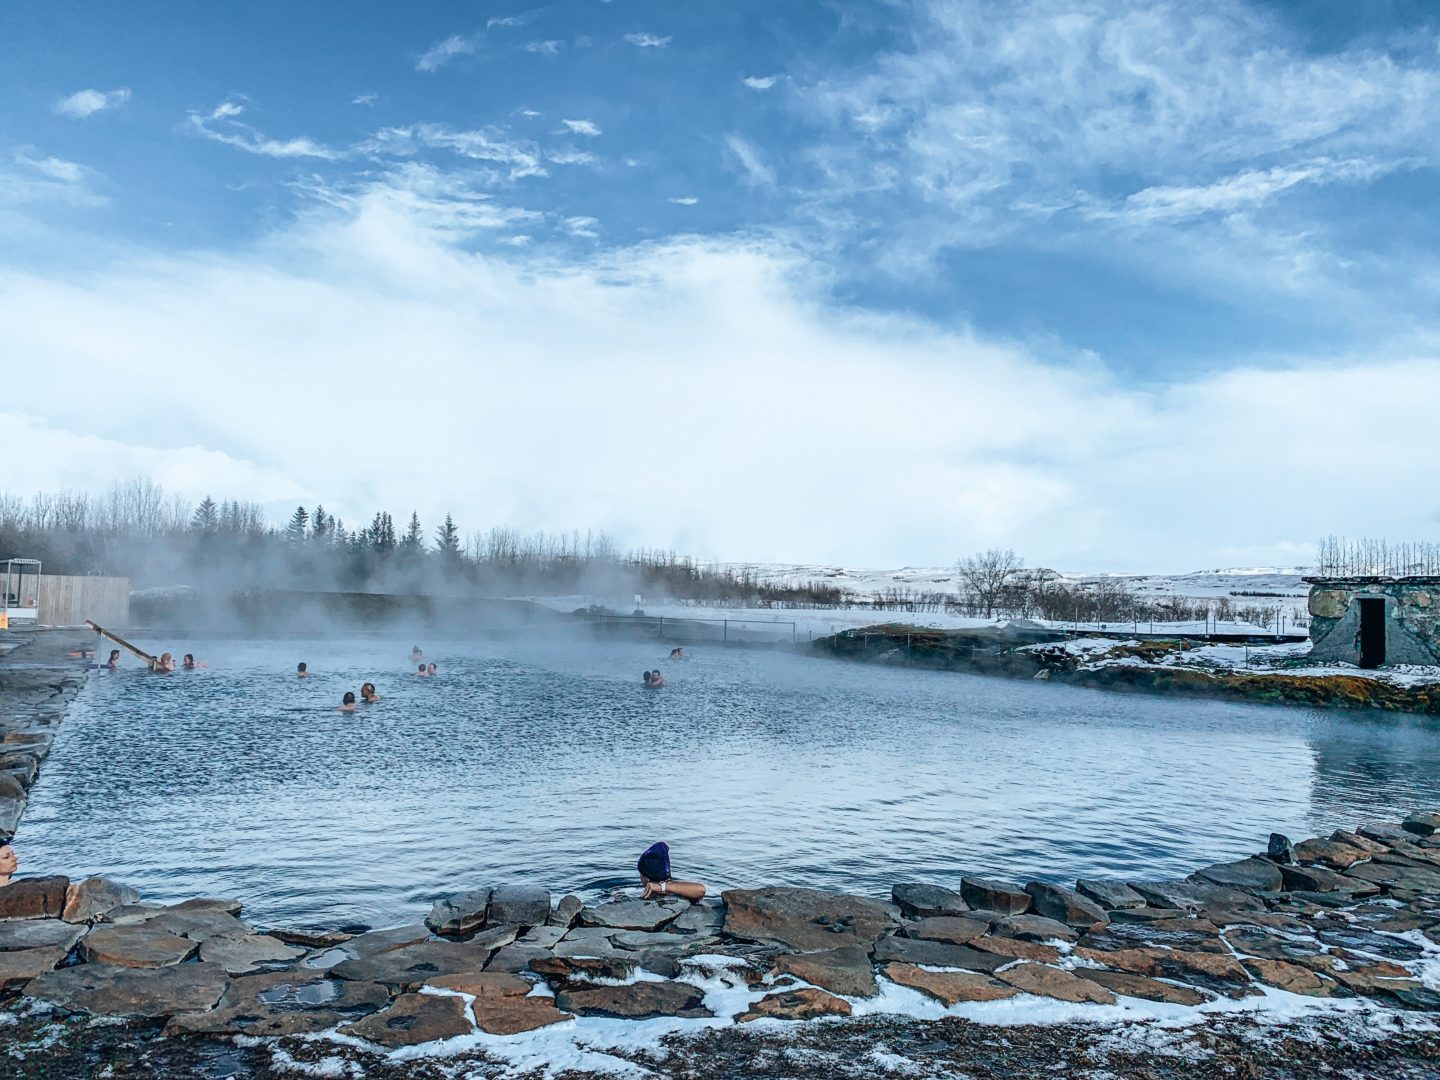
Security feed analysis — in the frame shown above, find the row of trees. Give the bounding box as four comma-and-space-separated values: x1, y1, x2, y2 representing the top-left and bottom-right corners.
1316, 536, 1440, 578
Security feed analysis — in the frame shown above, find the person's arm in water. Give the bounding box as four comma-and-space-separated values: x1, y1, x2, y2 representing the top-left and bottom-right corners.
642, 877, 705, 901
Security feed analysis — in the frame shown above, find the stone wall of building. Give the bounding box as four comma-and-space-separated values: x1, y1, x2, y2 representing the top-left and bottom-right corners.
1308, 579, 1440, 666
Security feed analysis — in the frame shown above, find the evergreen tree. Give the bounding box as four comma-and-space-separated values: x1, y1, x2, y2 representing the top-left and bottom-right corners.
402, 511, 424, 551
310, 505, 331, 543
191, 496, 219, 533
436, 514, 461, 562
286, 506, 310, 543
369, 511, 396, 553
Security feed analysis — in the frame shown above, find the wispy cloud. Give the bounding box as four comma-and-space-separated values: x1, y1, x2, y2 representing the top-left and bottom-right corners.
525, 40, 562, 55
365, 124, 548, 180
562, 215, 599, 237
624, 32, 670, 48
54, 88, 131, 119
416, 34, 476, 72
741, 76, 776, 91
351, 92, 378, 107
186, 101, 340, 160
560, 119, 601, 137
668, 196, 699, 205
487, 15, 525, 30
725, 134, 775, 187
0, 151, 107, 209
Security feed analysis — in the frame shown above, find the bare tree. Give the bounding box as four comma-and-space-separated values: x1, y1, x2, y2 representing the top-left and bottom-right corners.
956, 548, 1024, 620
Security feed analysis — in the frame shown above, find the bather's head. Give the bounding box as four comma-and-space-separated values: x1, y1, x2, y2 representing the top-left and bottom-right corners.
427, 663, 437, 675
297, 662, 307, 674
0, 842, 16, 883
361, 682, 377, 701
342, 691, 356, 705
418, 663, 427, 674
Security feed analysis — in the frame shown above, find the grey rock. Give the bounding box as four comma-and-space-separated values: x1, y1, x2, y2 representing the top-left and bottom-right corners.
488, 885, 551, 928
342, 924, 431, 960
0, 795, 24, 837
165, 971, 389, 1037
517, 924, 567, 949
551, 937, 626, 959
1358, 822, 1413, 846
426, 888, 492, 937
0, 918, 87, 952
1402, 812, 1440, 837
1128, 879, 1263, 914
610, 929, 707, 950
579, 899, 687, 931
26, 961, 230, 1019
721, 887, 897, 952
0, 945, 67, 989
773, 944, 878, 997
78, 924, 197, 968
198, 934, 307, 974
959, 877, 1030, 915
145, 908, 251, 943
891, 883, 968, 919
636, 950, 681, 978
547, 894, 583, 928
1191, 858, 1284, 894
168, 897, 244, 916
1024, 883, 1108, 928
670, 900, 725, 934
871, 935, 1007, 972
1267, 833, 1295, 864
340, 992, 473, 1048
1280, 863, 1379, 894
0, 772, 25, 801
1108, 906, 1190, 924
904, 916, 989, 945
993, 914, 1079, 943
556, 979, 710, 1019
332, 931, 515, 988
101, 903, 167, 926
485, 944, 550, 973
62, 877, 141, 924
530, 954, 636, 980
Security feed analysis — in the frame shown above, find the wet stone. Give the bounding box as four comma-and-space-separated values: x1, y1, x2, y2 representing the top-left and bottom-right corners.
882, 963, 1017, 1005
165, 972, 390, 1037
739, 987, 852, 1022
959, 877, 1031, 916
530, 954, 636, 981
61, 877, 141, 924
426, 888, 492, 938
0, 875, 69, 921
1280, 863, 1377, 894
670, 899, 725, 934
270, 928, 353, 948
1402, 812, 1440, 837
1075, 946, 1253, 997
872, 936, 1007, 972
341, 923, 431, 960
332, 932, 515, 988
1267, 833, 1295, 864
992, 914, 1079, 943
1024, 883, 1109, 928
79, 923, 198, 968
1076, 968, 1209, 1005
1316, 925, 1424, 961
556, 979, 710, 1019
486, 944, 550, 974
198, 933, 307, 974
721, 887, 897, 952
340, 992, 473, 1048
970, 935, 1061, 964
472, 994, 574, 1035
26, 961, 230, 1019
579, 899, 687, 932
904, 916, 989, 946
1225, 927, 1326, 964
0, 918, 87, 952
547, 894, 583, 928
1107, 907, 1188, 924
773, 945, 878, 997
0, 945, 67, 989
1358, 822, 1413, 846
1081, 918, 1225, 955
1242, 959, 1334, 996
1192, 858, 1284, 894
145, 907, 251, 943
1128, 879, 1262, 915
891, 883, 969, 919
1293, 838, 1368, 870
488, 884, 551, 928
997, 962, 1116, 1004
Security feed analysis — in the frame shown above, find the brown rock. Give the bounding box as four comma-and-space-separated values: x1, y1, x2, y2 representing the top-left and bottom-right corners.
168, 897, 243, 916
61, 878, 140, 924
270, 928, 353, 948
1076, 968, 1208, 1005
145, 908, 251, 942
332, 934, 513, 988
197, 933, 306, 974
882, 963, 1017, 1005
529, 954, 635, 981
1242, 959, 1334, 996
79, 924, 197, 968
556, 980, 710, 1019
0, 945, 66, 988
739, 987, 852, 1021
996, 962, 1116, 1004
0, 918, 86, 952
340, 992, 473, 1047
773, 945, 877, 997
25, 961, 229, 1019
472, 994, 573, 1035
970, 936, 1061, 964
905, 916, 989, 946
0, 876, 68, 921
992, 914, 1079, 943
959, 877, 1031, 915
1074, 945, 1250, 987
1024, 883, 1109, 929
425, 971, 532, 998
721, 887, 896, 952
164, 972, 390, 1036
872, 936, 1007, 972
1292, 838, 1368, 870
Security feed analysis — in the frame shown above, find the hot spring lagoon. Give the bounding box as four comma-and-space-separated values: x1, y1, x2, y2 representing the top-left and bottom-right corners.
2, 629, 1439, 1078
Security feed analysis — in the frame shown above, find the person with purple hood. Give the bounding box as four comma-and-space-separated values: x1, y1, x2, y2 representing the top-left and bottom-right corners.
637, 841, 706, 901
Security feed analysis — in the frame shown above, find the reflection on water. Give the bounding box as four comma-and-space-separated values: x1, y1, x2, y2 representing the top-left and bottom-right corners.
19, 636, 1440, 928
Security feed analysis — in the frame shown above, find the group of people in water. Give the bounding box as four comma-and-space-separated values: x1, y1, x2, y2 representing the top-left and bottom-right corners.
333, 647, 437, 710
91, 649, 206, 673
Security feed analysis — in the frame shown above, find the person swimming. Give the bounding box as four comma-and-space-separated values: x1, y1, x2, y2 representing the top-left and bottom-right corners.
339, 691, 358, 712
0, 840, 16, 887
360, 682, 380, 703
670, 647, 684, 659
411, 646, 425, 662
181, 653, 208, 670
102, 649, 120, 671
426, 662, 437, 676
154, 652, 176, 672
645, 669, 666, 688
637, 841, 705, 901
415, 663, 428, 677
297, 662, 310, 678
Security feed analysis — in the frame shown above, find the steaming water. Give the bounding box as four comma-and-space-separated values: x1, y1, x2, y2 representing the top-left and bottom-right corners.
19, 636, 1440, 929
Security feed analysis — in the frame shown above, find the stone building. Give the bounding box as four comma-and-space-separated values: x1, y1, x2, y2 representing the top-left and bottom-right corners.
1305, 577, 1440, 668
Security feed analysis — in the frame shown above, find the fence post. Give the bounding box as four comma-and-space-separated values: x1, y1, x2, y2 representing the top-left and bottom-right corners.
724, 620, 728, 643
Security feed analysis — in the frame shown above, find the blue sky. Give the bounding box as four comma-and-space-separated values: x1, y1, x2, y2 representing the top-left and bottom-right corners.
2, 1, 1440, 570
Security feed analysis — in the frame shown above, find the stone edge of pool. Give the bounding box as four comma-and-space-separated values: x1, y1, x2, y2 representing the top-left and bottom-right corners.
0, 628, 1437, 1062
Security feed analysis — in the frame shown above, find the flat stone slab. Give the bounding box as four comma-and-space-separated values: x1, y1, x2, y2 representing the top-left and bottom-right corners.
892, 883, 969, 919
198, 933, 307, 974
993, 914, 1079, 943
486, 944, 550, 973
970, 936, 1061, 964
341, 992, 473, 1048
424, 971, 532, 997
997, 962, 1116, 1004
1074, 945, 1252, 995
426, 888, 491, 937
1315, 925, 1424, 961
1080, 918, 1226, 955
0, 875, 69, 921
556, 980, 712, 1020
1281, 864, 1377, 893
0, 945, 67, 989
1292, 838, 1368, 870
79, 924, 198, 968
517, 925, 567, 949
26, 961, 229, 1019
904, 916, 989, 946
0, 918, 86, 952
488, 884, 551, 927
530, 954, 636, 980
1025, 883, 1109, 928
579, 899, 688, 932
959, 878, 1030, 915
1192, 858, 1284, 894
341, 924, 432, 960
722, 888, 897, 952
62, 877, 141, 923
332, 932, 515, 988
872, 936, 1007, 972
1076, 968, 1209, 1005
739, 987, 852, 1021
165, 971, 390, 1036
1128, 879, 1262, 914
473, 994, 574, 1035
145, 908, 252, 942
883, 963, 1017, 1005
773, 945, 878, 997
1242, 959, 1334, 996
548, 895, 583, 927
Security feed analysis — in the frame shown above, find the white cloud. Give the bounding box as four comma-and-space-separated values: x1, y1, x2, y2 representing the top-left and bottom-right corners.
742, 76, 776, 91
351, 92, 378, 107
487, 15, 525, 29
369, 124, 547, 179
54, 88, 131, 118
547, 149, 596, 166
0, 152, 105, 207
416, 34, 476, 72
624, 32, 670, 48
186, 102, 339, 160
725, 135, 775, 187
561, 119, 602, 137
668, 196, 699, 205
561, 215, 599, 237
1, 190, 1437, 568
525, 40, 562, 55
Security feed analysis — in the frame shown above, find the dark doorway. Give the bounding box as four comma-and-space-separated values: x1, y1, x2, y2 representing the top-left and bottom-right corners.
1358, 598, 1386, 669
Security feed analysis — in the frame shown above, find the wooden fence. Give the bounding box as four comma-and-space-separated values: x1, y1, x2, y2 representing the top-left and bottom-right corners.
38, 575, 130, 627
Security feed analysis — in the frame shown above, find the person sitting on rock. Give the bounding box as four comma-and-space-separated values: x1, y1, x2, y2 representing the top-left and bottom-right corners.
638, 841, 705, 901
339, 691, 358, 712
297, 662, 310, 678
0, 841, 15, 886
360, 682, 380, 703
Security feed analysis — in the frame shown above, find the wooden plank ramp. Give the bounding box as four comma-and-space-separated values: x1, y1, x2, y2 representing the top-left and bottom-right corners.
85, 619, 157, 669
